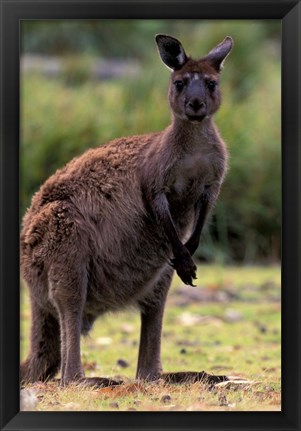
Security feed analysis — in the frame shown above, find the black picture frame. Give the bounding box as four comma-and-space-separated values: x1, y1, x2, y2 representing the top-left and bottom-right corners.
0, 1, 300, 430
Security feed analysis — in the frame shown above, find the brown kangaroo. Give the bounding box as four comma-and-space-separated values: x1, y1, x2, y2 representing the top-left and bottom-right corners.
20, 34, 233, 387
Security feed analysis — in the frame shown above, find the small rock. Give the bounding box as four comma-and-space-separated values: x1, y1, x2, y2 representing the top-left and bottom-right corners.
224, 309, 243, 322
95, 337, 112, 346
161, 394, 172, 404
63, 402, 81, 410
258, 324, 268, 334
117, 358, 129, 368
180, 348, 187, 354
20, 389, 38, 411
133, 400, 142, 406
178, 312, 203, 326
109, 402, 119, 409
120, 323, 134, 334
218, 394, 228, 406
127, 407, 137, 411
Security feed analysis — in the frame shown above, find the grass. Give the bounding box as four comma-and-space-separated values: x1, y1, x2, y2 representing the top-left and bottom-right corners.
20, 264, 281, 411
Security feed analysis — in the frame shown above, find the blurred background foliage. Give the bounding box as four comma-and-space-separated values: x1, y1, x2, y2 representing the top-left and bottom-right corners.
20, 20, 281, 264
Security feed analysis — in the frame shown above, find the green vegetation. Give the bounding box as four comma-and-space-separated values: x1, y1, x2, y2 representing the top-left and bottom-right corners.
20, 20, 281, 263
21, 264, 281, 411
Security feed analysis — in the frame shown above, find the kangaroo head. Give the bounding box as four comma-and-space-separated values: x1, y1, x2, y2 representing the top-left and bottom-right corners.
156, 34, 233, 123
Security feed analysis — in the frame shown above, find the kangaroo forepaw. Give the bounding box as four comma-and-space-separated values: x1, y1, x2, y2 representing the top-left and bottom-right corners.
171, 254, 197, 286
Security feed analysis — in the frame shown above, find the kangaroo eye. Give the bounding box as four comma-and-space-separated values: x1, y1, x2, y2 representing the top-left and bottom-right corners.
174, 80, 184, 91
207, 80, 217, 91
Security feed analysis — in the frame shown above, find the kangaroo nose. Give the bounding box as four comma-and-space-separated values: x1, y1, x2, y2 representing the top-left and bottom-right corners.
187, 98, 206, 113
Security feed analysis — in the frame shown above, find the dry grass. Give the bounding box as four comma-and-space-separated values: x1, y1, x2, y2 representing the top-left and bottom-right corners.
22, 378, 281, 412
20, 264, 281, 412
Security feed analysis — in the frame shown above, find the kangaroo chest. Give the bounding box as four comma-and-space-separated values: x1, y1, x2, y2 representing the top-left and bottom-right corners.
168, 151, 218, 201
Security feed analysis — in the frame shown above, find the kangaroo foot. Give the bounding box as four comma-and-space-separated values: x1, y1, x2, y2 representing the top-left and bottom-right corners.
161, 371, 228, 385
56, 377, 123, 388
78, 377, 124, 388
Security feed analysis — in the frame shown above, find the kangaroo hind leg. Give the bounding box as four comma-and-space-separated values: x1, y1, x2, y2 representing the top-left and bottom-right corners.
20, 297, 61, 384
49, 264, 87, 386
136, 269, 173, 381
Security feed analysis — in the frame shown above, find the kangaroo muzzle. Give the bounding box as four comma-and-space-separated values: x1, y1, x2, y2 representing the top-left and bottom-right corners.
185, 81, 207, 120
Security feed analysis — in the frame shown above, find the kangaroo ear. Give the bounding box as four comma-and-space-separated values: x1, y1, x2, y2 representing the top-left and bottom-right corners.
155, 34, 188, 71
205, 36, 233, 72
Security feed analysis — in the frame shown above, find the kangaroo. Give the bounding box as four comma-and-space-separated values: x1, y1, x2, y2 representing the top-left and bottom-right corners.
20, 34, 233, 387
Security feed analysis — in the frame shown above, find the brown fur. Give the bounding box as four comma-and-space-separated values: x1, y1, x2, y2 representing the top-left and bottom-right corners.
20, 34, 233, 386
